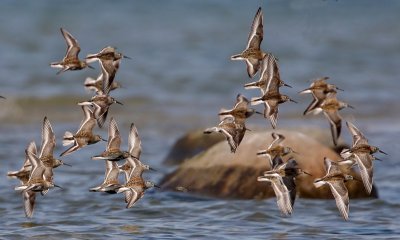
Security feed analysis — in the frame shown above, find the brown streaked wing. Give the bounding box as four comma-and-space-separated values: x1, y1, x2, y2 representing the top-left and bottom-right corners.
354, 153, 373, 194
346, 121, 369, 146
107, 118, 121, 151
76, 105, 96, 135
23, 190, 36, 218
40, 117, 56, 158
128, 123, 142, 159
246, 7, 263, 49
271, 176, 293, 215
327, 180, 349, 221
126, 188, 144, 208
60, 28, 81, 59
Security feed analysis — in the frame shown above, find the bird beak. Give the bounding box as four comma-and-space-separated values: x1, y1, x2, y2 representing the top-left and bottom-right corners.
149, 167, 157, 172
379, 149, 388, 155
54, 184, 64, 190
348, 105, 355, 109
63, 163, 72, 167
292, 150, 300, 155
116, 100, 123, 105
303, 171, 312, 176
101, 137, 107, 142
0, 96, 6, 99
284, 83, 292, 88
374, 157, 382, 161
154, 185, 161, 189
290, 99, 298, 103
123, 55, 132, 59
255, 111, 263, 115
337, 87, 344, 91
87, 65, 95, 70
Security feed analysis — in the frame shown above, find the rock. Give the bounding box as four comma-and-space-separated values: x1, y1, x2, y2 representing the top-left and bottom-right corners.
160, 129, 377, 199
163, 129, 225, 166
162, 126, 348, 166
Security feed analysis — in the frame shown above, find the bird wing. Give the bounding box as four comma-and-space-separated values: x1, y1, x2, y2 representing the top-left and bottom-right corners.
323, 110, 342, 146
354, 153, 373, 194
128, 123, 142, 159
76, 105, 96, 135
271, 176, 293, 216
327, 180, 349, 221
60, 28, 81, 59
23, 190, 36, 218
346, 121, 369, 146
39, 117, 56, 158
107, 117, 121, 151
246, 7, 263, 50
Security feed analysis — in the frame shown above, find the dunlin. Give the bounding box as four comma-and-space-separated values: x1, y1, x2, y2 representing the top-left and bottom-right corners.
15, 145, 62, 195
244, 53, 291, 94
231, 7, 266, 78
92, 117, 131, 161
311, 94, 353, 146
117, 177, 158, 208
299, 77, 342, 115
78, 93, 123, 128
84, 74, 121, 94
204, 117, 247, 153
60, 106, 106, 157
314, 158, 353, 221
9, 142, 37, 218
258, 158, 307, 216
257, 133, 297, 168
85, 46, 130, 94
50, 28, 93, 74
39, 117, 70, 183
218, 94, 261, 124
89, 160, 121, 193
7, 141, 37, 180
338, 121, 387, 194
251, 89, 297, 129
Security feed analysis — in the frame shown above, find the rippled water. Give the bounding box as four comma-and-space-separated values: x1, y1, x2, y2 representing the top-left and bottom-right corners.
1, 0, 400, 239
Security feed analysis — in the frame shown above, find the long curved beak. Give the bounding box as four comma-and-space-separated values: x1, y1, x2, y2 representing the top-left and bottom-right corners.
303, 171, 312, 176
116, 100, 123, 105
290, 99, 298, 103
54, 184, 64, 190
101, 137, 107, 142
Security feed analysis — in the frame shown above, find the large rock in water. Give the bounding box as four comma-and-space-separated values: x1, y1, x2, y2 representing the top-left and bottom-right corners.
160, 129, 378, 199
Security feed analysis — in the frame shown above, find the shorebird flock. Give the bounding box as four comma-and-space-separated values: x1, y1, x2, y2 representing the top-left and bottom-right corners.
7, 28, 157, 218
203, 7, 386, 220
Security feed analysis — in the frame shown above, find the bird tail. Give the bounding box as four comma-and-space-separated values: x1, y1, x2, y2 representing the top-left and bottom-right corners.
230, 54, 243, 60
63, 131, 74, 146
250, 97, 263, 106
244, 81, 260, 90
313, 180, 324, 188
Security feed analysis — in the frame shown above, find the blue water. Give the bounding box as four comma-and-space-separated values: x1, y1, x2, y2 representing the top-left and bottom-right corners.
1, 0, 400, 239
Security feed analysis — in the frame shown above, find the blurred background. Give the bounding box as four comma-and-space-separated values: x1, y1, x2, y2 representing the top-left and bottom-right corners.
1, 0, 399, 238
